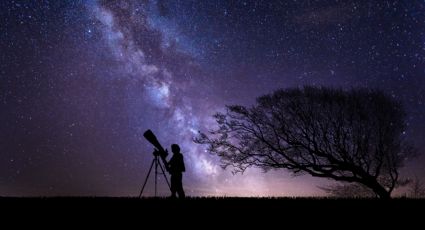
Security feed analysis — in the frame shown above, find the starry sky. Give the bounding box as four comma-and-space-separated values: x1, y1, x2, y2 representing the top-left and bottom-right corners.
1, 0, 424, 197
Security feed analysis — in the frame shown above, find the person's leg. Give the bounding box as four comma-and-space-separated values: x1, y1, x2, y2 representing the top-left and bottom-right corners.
170, 175, 177, 198
176, 174, 185, 198
178, 186, 185, 199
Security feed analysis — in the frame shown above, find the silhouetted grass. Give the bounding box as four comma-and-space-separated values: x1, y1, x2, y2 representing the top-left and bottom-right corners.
2, 195, 424, 202
1, 196, 423, 209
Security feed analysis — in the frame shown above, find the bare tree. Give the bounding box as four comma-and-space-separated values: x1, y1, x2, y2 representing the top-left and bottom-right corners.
409, 176, 425, 198
195, 87, 415, 199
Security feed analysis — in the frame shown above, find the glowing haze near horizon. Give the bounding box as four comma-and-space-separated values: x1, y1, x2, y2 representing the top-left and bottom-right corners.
1, 0, 424, 197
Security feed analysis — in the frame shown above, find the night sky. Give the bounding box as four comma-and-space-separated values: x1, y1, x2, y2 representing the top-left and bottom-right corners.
1, 0, 424, 197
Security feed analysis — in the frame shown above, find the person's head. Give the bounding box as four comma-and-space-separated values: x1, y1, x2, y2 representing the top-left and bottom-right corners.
171, 144, 180, 154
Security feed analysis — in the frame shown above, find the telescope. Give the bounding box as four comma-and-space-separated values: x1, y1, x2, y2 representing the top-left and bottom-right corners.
139, 129, 171, 197
143, 129, 168, 164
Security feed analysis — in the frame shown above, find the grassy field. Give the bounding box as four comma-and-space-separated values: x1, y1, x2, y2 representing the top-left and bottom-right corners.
2, 196, 423, 210
2, 196, 423, 204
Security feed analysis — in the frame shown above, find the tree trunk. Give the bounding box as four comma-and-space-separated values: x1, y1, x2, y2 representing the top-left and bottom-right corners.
367, 181, 391, 199
373, 187, 391, 199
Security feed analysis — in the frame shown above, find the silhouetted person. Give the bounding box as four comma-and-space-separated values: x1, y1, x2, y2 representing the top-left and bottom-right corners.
167, 144, 185, 199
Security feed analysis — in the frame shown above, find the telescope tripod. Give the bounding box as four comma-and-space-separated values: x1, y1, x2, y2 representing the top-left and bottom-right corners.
139, 154, 171, 197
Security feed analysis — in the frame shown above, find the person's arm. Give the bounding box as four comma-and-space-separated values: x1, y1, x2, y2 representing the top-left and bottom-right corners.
166, 156, 175, 173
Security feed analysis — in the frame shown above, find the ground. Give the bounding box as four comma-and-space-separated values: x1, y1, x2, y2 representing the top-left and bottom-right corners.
1, 196, 423, 222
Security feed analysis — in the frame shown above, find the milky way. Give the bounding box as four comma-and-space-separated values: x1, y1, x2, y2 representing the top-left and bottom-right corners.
1, 0, 424, 196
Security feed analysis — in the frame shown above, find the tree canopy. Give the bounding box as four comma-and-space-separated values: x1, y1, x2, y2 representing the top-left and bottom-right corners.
196, 87, 415, 198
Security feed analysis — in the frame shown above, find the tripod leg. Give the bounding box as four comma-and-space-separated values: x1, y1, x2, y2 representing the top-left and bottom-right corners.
157, 159, 171, 190
155, 157, 158, 197
139, 158, 155, 198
